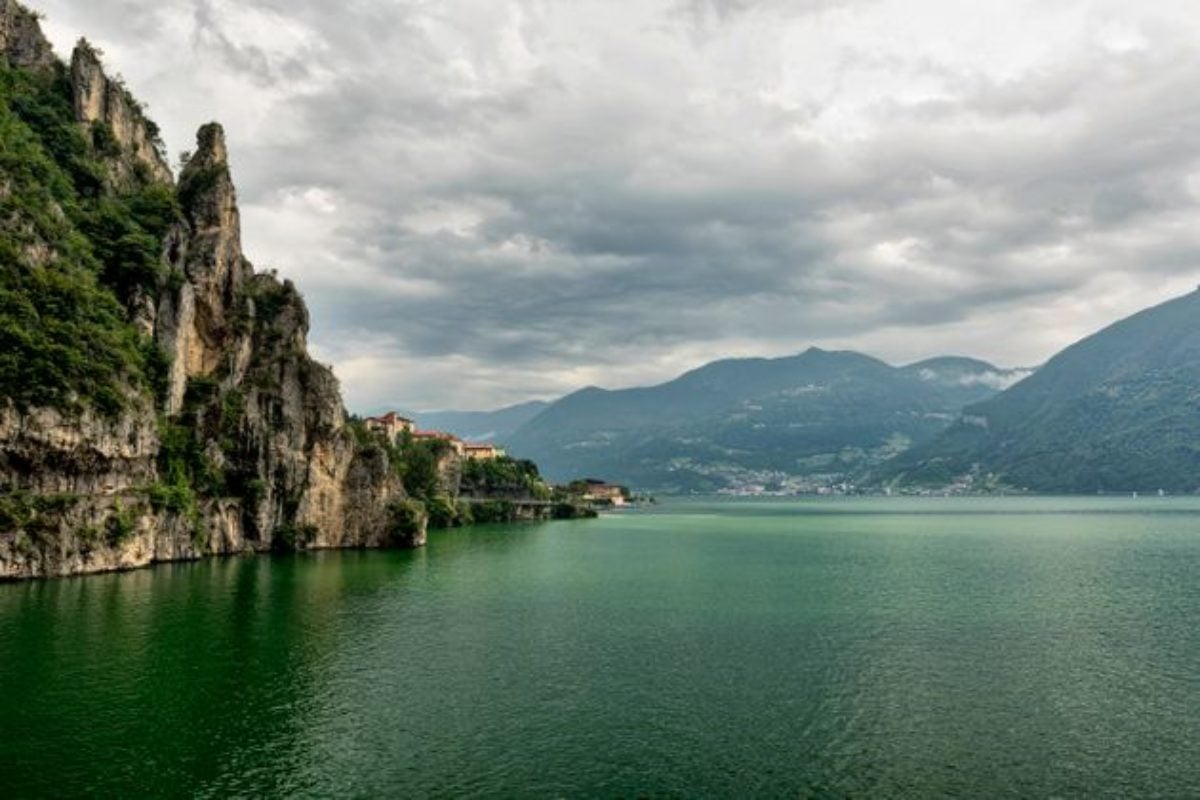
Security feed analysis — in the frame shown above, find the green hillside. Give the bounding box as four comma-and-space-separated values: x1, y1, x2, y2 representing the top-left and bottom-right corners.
0, 55, 173, 414
888, 289, 1200, 493
507, 348, 1019, 491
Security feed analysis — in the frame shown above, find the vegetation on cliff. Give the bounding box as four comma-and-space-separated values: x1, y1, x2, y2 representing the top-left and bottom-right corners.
0, 0, 604, 582
0, 59, 171, 415
347, 420, 570, 531
0, 3, 596, 582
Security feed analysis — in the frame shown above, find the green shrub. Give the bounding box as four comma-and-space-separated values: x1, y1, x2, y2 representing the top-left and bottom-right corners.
460, 456, 546, 497
125, 183, 181, 239
165, 268, 185, 295
177, 162, 224, 213
142, 340, 172, 406
393, 439, 444, 504
105, 503, 136, 545
470, 500, 515, 524
553, 502, 597, 520
145, 481, 194, 514
425, 494, 460, 529
0, 491, 35, 531
155, 415, 225, 514
274, 523, 319, 552
0, 491, 81, 534
219, 389, 245, 437
79, 197, 166, 297
384, 498, 426, 546
90, 120, 120, 157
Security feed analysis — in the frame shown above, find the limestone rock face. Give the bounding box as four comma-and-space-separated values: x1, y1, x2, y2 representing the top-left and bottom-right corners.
1, 121, 421, 579
152, 123, 416, 556
0, 0, 54, 70
69, 39, 173, 187
161, 123, 251, 399
0, 400, 158, 496
0, 496, 237, 582
0, 398, 215, 582
154, 278, 197, 414
304, 444, 420, 549
0, 9, 424, 580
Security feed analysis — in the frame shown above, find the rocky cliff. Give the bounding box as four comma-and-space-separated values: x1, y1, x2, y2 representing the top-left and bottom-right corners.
0, 0, 54, 71
0, 6, 422, 579
70, 40, 172, 187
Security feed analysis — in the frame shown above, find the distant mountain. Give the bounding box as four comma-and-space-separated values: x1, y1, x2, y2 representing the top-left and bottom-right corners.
408, 401, 550, 442
887, 289, 1200, 493
506, 348, 1017, 491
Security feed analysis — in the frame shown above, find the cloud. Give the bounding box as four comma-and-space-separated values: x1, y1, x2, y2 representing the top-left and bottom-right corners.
31, 0, 1200, 410
917, 366, 1035, 391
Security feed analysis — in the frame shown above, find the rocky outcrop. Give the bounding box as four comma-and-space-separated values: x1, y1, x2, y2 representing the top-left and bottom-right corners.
157, 123, 252, 410
0, 0, 54, 70
0, 8, 424, 580
70, 39, 173, 187
152, 122, 419, 557
0, 400, 158, 496
0, 117, 424, 579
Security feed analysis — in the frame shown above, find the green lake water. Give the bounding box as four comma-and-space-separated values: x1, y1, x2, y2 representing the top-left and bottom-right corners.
2, 497, 1199, 798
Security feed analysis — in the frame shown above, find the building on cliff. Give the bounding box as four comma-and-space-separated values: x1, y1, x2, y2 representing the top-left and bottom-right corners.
463, 444, 505, 460
364, 412, 415, 444
580, 480, 628, 507
411, 430, 466, 457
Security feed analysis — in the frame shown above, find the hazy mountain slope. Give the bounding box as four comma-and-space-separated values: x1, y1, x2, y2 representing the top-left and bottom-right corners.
507, 348, 1014, 490
408, 401, 550, 441
888, 289, 1200, 492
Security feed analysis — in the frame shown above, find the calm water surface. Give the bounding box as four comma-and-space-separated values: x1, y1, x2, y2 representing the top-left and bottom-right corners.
2, 497, 1199, 798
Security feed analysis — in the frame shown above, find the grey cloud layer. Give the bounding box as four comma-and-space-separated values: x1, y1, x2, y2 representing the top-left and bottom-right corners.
35, 0, 1200, 409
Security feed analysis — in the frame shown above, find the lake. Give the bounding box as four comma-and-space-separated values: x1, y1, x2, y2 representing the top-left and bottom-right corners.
2, 497, 1199, 797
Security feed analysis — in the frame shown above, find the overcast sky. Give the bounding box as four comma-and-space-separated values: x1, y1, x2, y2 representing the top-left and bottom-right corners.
35, 0, 1200, 411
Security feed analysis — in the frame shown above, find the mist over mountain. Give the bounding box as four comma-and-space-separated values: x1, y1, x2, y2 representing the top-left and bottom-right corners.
900, 358, 1034, 406
888, 289, 1200, 493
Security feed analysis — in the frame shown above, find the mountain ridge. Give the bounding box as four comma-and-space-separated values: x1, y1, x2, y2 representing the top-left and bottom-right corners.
505, 348, 1022, 491
886, 288, 1200, 492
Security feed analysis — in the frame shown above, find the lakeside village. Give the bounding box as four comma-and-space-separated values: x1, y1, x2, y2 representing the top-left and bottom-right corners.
714, 471, 1175, 499
361, 412, 638, 509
